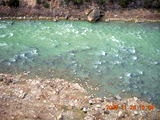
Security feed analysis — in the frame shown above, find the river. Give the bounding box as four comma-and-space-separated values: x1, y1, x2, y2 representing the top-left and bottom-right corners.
0, 20, 160, 107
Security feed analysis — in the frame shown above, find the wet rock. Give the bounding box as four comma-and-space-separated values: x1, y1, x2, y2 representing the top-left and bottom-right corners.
87, 8, 104, 22
115, 94, 122, 100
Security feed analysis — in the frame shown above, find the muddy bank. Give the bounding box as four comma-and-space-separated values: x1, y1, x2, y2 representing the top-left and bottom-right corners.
0, 73, 159, 120
0, 6, 160, 22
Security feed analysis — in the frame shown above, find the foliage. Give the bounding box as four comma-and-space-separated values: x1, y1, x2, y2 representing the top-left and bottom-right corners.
43, 2, 49, 8
64, 0, 83, 5
8, 0, 19, 7
118, 0, 130, 8
74, 0, 83, 4
96, 0, 109, 4
36, 0, 41, 4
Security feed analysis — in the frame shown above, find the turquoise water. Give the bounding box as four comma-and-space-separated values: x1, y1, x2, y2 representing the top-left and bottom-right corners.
0, 20, 160, 107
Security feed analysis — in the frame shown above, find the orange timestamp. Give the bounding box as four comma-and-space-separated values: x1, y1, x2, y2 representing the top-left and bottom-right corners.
105, 104, 155, 111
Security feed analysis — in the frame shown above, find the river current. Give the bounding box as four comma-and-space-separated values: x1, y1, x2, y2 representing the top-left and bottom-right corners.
0, 20, 160, 107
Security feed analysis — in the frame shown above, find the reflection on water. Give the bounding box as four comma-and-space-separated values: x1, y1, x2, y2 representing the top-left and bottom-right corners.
0, 20, 160, 107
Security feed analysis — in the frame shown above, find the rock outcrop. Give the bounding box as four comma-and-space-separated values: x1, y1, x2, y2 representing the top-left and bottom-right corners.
87, 8, 104, 22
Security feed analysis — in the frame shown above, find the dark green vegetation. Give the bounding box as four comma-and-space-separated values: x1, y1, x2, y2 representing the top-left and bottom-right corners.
0, 0, 19, 7
63, 0, 160, 8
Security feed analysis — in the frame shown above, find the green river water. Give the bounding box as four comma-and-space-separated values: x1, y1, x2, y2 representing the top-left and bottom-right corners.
0, 20, 160, 107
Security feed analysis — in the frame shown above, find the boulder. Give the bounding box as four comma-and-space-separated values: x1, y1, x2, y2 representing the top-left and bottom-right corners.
87, 8, 104, 22
20, 0, 36, 7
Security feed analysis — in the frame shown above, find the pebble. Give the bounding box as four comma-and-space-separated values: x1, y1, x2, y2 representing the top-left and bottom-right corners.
133, 111, 139, 115
96, 104, 101, 108
133, 97, 138, 101
82, 107, 88, 113
118, 111, 125, 118
89, 99, 94, 105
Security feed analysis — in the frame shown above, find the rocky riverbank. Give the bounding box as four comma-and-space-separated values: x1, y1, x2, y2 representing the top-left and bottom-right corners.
0, 5, 160, 22
0, 73, 159, 120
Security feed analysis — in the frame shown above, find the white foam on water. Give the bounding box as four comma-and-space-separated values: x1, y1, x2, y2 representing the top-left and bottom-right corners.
101, 51, 107, 56
41, 26, 50, 30
0, 42, 7, 47
125, 72, 132, 78
19, 53, 26, 58
9, 58, 16, 62
70, 53, 75, 56
8, 33, 14, 38
137, 32, 143, 39
55, 31, 63, 35
132, 56, 137, 61
111, 36, 120, 43
113, 60, 121, 65
75, 30, 79, 34
95, 61, 102, 65
137, 70, 144, 75
64, 42, 71, 46
30, 49, 38, 55
93, 65, 98, 69
0, 34, 7, 38
0, 33, 13, 38
0, 24, 7, 29
151, 61, 159, 65
5, 62, 11, 66
129, 47, 136, 54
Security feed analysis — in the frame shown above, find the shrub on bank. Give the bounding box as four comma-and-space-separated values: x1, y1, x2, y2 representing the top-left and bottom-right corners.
36, 0, 41, 4
43, 2, 49, 8
8, 0, 19, 7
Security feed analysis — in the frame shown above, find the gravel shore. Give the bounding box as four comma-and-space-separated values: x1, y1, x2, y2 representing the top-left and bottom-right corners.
0, 73, 159, 120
